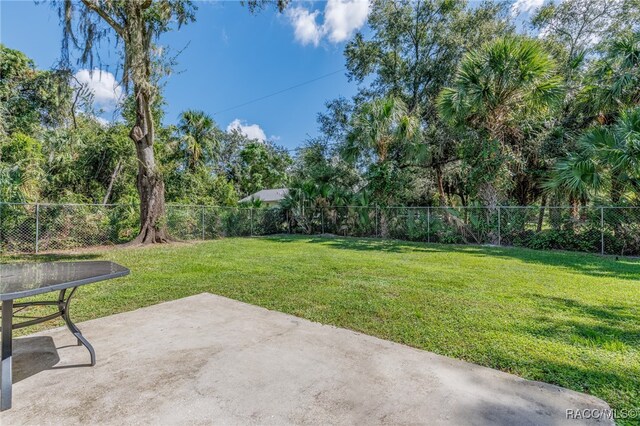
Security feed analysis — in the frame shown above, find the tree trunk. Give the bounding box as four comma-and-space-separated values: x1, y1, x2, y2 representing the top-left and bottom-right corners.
610, 173, 622, 205
435, 165, 446, 206
536, 194, 547, 232
568, 197, 580, 229
128, 85, 170, 244
102, 160, 122, 205
549, 195, 562, 230
73, 0, 170, 244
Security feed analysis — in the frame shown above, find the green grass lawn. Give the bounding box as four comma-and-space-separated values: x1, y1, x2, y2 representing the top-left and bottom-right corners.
3, 236, 639, 421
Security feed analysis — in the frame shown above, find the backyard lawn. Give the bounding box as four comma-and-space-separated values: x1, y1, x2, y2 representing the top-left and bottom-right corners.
3, 236, 639, 420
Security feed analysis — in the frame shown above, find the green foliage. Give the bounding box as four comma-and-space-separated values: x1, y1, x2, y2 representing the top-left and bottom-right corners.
531, 0, 633, 61
231, 141, 291, 197
4, 1, 640, 212
547, 106, 640, 204
438, 36, 563, 138
437, 36, 564, 204
175, 109, 219, 171
0, 44, 72, 135
513, 229, 601, 252
582, 31, 640, 121
340, 0, 512, 206
0, 44, 285, 207
345, 96, 419, 164
0, 133, 44, 202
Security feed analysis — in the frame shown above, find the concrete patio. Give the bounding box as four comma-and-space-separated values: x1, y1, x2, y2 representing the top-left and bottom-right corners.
2, 293, 611, 425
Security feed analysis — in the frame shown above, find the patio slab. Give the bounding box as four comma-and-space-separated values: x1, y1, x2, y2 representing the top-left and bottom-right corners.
2, 293, 611, 425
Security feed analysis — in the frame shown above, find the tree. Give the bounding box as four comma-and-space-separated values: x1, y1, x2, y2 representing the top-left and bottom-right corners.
528, 4, 639, 212
176, 110, 219, 172
343, 0, 512, 205
30, 116, 136, 204
0, 44, 72, 136
531, 0, 636, 63
57, 0, 196, 243
231, 141, 292, 196
344, 96, 419, 235
345, 96, 419, 164
581, 31, 640, 123
0, 133, 44, 202
438, 36, 564, 204
546, 107, 640, 206
438, 37, 563, 144
346, 0, 510, 113
288, 138, 361, 213
544, 155, 602, 213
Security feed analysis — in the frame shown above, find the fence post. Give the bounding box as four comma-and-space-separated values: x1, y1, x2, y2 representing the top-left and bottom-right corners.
321, 209, 324, 234
427, 207, 431, 243
375, 205, 379, 238
250, 208, 253, 237
497, 206, 501, 246
35, 202, 40, 253
201, 206, 205, 240
600, 206, 604, 255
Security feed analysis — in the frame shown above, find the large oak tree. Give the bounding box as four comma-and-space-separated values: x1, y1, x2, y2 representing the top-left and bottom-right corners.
57, 0, 196, 243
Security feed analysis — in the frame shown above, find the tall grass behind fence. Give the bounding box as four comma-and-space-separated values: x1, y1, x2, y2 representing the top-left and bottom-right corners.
1, 202, 639, 256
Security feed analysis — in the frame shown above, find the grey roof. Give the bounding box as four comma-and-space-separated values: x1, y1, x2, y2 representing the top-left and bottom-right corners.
239, 188, 289, 204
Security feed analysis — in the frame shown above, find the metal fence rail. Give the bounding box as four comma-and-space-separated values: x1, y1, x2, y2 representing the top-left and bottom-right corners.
1, 202, 639, 256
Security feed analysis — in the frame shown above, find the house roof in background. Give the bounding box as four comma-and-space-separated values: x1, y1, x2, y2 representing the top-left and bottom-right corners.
239, 188, 289, 203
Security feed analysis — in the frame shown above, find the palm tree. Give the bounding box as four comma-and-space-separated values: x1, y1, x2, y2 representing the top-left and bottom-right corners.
438, 36, 563, 206
544, 155, 603, 216
589, 107, 640, 202
438, 36, 563, 145
343, 96, 419, 236
344, 96, 419, 164
583, 31, 640, 123
545, 107, 640, 209
176, 110, 219, 172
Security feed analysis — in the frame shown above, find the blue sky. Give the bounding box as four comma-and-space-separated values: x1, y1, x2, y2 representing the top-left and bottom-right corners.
0, 0, 373, 150
1, 0, 537, 150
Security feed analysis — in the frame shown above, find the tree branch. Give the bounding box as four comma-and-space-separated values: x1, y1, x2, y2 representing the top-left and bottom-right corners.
398, 155, 460, 170
80, 0, 124, 37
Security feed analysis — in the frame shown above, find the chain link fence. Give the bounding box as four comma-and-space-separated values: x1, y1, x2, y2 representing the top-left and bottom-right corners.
1, 202, 639, 256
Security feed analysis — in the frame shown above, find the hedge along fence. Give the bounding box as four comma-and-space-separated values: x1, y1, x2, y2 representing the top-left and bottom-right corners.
1, 202, 639, 256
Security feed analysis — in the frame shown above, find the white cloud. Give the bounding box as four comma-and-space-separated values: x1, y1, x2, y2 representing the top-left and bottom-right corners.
287, 0, 370, 47
324, 0, 370, 43
287, 6, 323, 46
73, 68, 123, 110
227, 119, 267, 142
511, 0, 545, 15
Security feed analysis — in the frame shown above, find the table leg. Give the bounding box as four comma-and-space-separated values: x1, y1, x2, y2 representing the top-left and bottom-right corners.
58, 288, 95, 366
1, 300, 13, 411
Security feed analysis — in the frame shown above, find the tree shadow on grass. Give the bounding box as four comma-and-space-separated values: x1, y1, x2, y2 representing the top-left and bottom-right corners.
485, 349, 639, 416
263, 235, 439, 254
0, 253, 101, 264
489, 307, 640, 415
521, 294, 640, 349
262, 235, 640, 280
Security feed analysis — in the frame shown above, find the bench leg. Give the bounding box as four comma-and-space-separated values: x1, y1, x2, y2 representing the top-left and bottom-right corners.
1, 300, 13, 411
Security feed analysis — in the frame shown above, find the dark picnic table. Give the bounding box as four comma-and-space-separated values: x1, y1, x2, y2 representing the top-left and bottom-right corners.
0, 261, 129, 410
